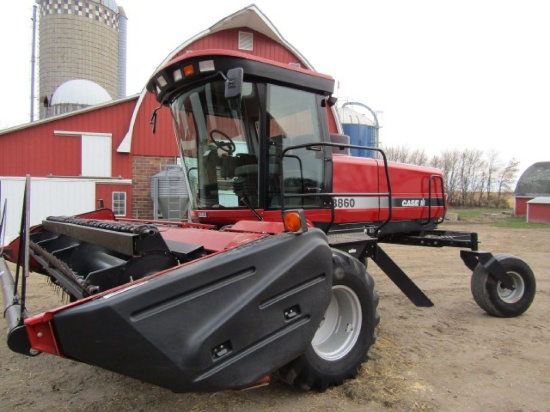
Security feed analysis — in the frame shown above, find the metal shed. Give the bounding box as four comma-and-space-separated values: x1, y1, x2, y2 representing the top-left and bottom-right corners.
526, 197, 550, 224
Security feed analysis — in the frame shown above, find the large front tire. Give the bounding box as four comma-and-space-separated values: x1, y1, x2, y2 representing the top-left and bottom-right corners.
471, 253, 536, 317
279, 249, 380, 391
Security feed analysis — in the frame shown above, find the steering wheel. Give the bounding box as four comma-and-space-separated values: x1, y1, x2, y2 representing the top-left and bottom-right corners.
210, 129, 236, 154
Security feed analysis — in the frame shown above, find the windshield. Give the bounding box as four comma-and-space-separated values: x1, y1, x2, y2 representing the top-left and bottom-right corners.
170, 79, 326, 210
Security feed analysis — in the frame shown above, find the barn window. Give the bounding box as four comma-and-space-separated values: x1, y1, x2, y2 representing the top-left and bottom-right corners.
238, 31, 253, 51
112, 191, 126, 216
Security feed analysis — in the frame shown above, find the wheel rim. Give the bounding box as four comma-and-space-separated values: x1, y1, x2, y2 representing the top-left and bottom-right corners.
497, 271, 525, 303
312, 285, 362, 361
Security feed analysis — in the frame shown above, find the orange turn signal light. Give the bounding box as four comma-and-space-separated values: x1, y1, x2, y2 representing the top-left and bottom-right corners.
284, 212, 302, 232
283, 210, 308, 233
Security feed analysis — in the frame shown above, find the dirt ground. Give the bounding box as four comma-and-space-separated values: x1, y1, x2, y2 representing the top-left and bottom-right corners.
1, 222, 549, 412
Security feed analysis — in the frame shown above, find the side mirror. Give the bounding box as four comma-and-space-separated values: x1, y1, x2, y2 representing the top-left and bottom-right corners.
225, 68, 244, 100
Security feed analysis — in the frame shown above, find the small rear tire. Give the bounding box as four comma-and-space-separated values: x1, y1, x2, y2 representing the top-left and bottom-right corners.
471, 253, 536, 317
278, 249, 380, 391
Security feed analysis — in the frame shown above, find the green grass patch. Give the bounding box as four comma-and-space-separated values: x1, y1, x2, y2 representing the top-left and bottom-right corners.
493, 215, 550, 229
447, 208, 549, 229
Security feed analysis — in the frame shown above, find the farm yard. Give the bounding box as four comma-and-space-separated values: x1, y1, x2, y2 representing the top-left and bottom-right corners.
1, 221, 549, 411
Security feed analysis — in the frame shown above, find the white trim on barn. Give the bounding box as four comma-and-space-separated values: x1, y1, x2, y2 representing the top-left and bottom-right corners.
54, 131, 113, 137
0, 95, 138, 138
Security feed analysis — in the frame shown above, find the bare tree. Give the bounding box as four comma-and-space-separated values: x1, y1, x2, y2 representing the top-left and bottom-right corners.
382, 145, 517, 209
431, 149, 461, 205
484, 149, 501, 206
382, 145, 428, 166
383, 145, 412, 163
495, 158, 520, 207
408, 148, 429, 166
456, 148, 482, 206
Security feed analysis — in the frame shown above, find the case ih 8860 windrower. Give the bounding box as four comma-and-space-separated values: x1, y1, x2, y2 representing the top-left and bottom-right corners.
1, 50, 536, 393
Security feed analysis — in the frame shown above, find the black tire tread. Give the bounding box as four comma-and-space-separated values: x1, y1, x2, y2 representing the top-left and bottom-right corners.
279, 249, 380, 391
471, 253, 536, 317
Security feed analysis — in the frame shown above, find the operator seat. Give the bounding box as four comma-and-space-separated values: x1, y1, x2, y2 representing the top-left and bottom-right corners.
232, 153, 259, 206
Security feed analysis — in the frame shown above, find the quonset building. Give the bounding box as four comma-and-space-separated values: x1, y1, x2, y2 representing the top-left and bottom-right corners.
514, 161, 550, 223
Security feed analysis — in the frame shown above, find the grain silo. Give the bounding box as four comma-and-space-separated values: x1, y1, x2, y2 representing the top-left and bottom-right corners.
37, 0, 127, 118
337, 102, 380, 158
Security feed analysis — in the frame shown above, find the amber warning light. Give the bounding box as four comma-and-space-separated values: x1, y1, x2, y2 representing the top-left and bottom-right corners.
283, 210, 308, 234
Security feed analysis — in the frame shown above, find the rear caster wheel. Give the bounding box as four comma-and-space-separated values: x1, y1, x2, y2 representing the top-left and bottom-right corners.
471, 253, 536, 317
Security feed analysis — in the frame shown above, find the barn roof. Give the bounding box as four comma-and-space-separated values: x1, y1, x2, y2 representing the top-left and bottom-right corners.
515, 161, 550, 197
118, 4, 315, 153
527, 197, 550, 204
0, 94, 139, 137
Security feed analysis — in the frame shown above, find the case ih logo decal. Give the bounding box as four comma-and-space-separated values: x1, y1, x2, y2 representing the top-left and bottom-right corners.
333, 197, 444, 209
400, 198, 426, 207
392, 197, 444, 207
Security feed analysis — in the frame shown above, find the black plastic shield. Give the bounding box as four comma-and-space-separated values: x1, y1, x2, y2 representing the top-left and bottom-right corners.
52, 229, 333, 392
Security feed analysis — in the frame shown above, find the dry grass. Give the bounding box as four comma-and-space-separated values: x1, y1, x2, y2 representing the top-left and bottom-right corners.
326, 327, 435, 411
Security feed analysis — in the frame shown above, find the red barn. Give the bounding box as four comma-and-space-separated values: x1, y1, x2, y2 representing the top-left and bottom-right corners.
514, 161, 550, 216
0, 5, 341, 243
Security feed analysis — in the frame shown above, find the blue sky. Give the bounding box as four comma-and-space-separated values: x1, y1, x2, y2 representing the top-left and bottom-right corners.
2, 0, 550, 176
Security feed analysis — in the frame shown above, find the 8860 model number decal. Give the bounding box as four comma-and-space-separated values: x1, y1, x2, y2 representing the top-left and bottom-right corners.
334, 198, 356, 208
333, 197, 379, 209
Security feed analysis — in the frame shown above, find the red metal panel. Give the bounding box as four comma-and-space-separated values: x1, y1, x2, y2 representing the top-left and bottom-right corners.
130, 93, 179, 157
514, 197, 530, 216
0, 99, 136, 178
527, 203, 550, 224
177, 30, 302, 65
0, 124, 81, 176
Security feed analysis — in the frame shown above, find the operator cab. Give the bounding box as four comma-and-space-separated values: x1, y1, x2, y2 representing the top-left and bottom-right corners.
148, 51, 336, 226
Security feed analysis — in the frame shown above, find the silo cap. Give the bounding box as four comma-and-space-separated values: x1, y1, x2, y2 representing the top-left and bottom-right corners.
51, 79, 112, 106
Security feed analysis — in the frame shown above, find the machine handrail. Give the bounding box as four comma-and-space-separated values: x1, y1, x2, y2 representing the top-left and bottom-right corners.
420, 174, 447, 226
279, 142, 393, 236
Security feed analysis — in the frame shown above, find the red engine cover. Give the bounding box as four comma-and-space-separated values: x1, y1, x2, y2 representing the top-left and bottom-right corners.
331, 155, 446, 224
